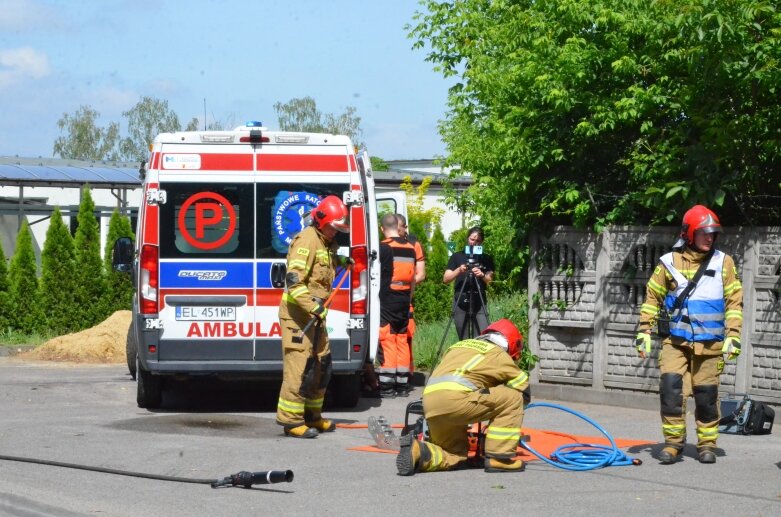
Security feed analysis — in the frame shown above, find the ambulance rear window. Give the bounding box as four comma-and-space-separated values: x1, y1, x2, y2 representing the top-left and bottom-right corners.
159, 183, 254, 259
257, 183, 349, 259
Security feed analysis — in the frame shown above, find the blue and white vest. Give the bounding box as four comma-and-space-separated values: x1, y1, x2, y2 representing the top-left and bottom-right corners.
659, 251, 725, 342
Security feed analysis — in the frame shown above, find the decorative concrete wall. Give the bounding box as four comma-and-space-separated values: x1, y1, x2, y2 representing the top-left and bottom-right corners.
529, 226, 781, 404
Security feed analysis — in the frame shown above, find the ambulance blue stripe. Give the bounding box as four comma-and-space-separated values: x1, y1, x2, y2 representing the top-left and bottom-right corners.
160, 261, 253, 288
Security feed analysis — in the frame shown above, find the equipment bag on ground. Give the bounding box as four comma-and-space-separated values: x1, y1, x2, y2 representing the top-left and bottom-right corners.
719, 395, 775, 435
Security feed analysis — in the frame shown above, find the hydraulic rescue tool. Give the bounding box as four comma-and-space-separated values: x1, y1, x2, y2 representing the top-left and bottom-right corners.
0, 454, 293, 489
293, 264, 352, 344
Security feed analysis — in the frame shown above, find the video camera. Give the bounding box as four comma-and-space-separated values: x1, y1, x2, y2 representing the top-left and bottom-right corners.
465, 245, 486, 272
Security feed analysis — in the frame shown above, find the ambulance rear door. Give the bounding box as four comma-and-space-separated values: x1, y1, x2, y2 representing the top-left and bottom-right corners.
357, 150, 407, 361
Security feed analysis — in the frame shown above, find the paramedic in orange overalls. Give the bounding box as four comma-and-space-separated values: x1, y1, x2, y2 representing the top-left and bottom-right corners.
276, 195, 351, 438
376, 213, 416, 398
396, 214, 426, 378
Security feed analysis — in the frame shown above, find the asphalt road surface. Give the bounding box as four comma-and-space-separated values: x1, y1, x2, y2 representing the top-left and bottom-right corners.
1, 358, 780, 516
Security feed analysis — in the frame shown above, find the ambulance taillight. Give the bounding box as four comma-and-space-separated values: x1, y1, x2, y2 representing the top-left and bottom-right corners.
350, 246, 368, 315
139, 244, 159, 314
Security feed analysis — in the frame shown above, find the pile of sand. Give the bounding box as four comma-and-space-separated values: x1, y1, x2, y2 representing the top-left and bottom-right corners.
21, 310, 131, 364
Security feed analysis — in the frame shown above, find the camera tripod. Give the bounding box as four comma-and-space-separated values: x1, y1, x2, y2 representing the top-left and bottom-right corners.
435, 267, 491, 362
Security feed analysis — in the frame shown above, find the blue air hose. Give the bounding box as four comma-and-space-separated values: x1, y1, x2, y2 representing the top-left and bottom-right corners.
520, 402, 641, 471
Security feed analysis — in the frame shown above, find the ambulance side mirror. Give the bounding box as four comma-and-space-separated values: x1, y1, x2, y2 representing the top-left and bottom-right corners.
112, 237, 135, 274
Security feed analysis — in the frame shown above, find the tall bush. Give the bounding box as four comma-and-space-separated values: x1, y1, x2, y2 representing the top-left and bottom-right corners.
413, 225, 451, 323
0, 241, 9, 330
39, 207, 80, 334
103, 210, 135, 313
73, 186, 108, 327
7, 222, 43, 333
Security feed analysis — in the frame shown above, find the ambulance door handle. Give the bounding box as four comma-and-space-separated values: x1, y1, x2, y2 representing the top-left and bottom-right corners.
271, 263, 286, 288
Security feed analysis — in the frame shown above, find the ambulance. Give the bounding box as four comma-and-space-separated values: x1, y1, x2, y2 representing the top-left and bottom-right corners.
113, 122, 404, 409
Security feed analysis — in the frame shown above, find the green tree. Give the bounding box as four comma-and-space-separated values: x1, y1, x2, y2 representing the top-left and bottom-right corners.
103, 210, 136, 313
39, 207, 79, 334
274, 96, 364, 147
73, 186, 108, 328
413, 225, 451, 323
409, 0, 781, 233
53, 105, 120, 160
120, 96, 182, 162
7, 222, 44, 333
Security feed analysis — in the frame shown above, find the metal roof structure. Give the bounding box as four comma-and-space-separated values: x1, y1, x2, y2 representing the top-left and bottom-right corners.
0, 156, 142, 189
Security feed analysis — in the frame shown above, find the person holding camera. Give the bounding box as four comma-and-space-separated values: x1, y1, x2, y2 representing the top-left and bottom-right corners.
443, 227, 495, 340
635, 205, 743, 464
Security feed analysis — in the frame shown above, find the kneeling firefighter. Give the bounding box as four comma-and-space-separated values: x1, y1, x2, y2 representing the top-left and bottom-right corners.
396, 319, 530, 474
276, 195, 351, 438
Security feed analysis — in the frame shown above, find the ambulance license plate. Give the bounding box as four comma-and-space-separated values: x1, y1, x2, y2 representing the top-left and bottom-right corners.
175, 306, 236, 321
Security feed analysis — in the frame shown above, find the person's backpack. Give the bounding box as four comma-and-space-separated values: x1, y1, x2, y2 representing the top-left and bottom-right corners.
719, 395, 775, 435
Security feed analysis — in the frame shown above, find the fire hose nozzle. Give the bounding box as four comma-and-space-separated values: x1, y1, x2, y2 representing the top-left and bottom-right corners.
212, 470, 294, 488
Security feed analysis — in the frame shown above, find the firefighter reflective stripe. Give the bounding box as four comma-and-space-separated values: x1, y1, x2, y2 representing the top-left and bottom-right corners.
421, 444, 444, 472
724, 278, 742, 297
278, 398, 305, 415
485, 426, 521, 443
423, 379, 476, 394
697, 426, 719, 441
725, 309, 743, 321
315, 249, 331, 264
505, 371, 529, 390
454, 355, 485, 376
305, 397, 324, 410
282, 291, 310, 307
640, 303, 659, 316
663, 423, 686, 437
289, 259, 308, 270
289, 286, 310, 299
647, 276, 667, 296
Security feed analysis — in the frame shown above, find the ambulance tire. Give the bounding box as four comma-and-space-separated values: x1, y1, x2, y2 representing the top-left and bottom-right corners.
137, 364, 163, 409
126, 323, 137, 380
330, 372, 361, 408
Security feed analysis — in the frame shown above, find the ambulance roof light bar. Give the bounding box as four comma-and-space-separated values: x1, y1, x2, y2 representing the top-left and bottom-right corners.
238, 121, 269, 143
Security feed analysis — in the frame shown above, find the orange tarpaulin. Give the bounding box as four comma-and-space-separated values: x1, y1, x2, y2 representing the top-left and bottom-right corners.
345, 424, 652, 461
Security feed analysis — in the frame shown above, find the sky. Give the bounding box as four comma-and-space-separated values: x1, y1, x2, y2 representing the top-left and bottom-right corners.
0, 0, 452, 161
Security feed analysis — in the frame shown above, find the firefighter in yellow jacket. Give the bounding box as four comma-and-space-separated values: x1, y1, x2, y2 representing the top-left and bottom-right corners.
276, 195, 350, 438
397, 319, 530, 474
636, 205, 743, 464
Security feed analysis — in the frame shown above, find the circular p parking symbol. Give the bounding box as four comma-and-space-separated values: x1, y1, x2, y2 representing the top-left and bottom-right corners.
178, 192, 236, 250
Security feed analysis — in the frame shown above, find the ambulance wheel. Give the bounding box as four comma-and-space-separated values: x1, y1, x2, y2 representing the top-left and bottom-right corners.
331, 372, 361, 408
137, 364, 162, 409
126, 323, 137, 380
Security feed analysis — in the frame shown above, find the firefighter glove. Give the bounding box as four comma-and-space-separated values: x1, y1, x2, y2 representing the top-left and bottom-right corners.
337, 255, 355, 268
311, 303, 328, 320
721, 336, 741, 361
635, 332, 651, 358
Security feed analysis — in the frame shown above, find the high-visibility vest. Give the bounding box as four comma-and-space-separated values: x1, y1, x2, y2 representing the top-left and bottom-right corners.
659, 251, 726, 341
382, 237, 416, 292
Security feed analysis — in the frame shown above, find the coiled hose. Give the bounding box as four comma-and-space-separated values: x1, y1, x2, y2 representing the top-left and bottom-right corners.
520, 402, 640, 471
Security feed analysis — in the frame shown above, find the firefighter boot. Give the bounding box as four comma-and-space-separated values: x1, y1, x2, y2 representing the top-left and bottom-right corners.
306, 419, 336, 433
396, 433, 431, 476
698, 447, 716, 464
283, 424, 319, 439
658, 445, 682, 464
484, 458, 525, 473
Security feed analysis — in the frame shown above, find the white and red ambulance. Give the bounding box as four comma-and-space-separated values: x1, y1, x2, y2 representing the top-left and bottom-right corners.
113, 122, 404, 409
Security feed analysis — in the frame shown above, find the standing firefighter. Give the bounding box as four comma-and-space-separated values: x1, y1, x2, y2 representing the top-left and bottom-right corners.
396, 319, 530, 475
276, 195, 350, 438
636, 205, 743, 464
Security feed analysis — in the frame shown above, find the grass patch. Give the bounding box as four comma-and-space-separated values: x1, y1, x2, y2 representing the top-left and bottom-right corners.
412, 290, 537, 372
0, 328, 54, 347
